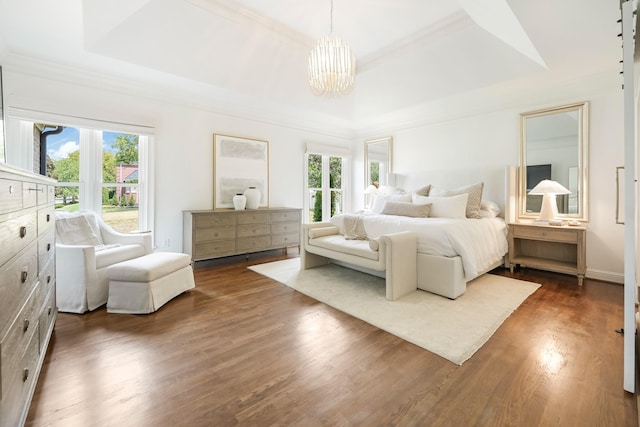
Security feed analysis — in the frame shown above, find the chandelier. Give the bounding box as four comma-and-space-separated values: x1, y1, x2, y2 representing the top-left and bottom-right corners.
308, 0, 356, 97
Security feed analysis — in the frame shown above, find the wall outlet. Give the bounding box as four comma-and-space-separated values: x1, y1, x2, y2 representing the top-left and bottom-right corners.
163, 238, 171, 248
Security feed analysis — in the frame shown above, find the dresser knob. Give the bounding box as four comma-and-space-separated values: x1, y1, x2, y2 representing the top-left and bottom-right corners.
23, 319, 30, 333
47, 243, 51, 251
46, 213, 51, 222
22, 369, 29, 382
19, 226, 27, 238
21, 270, 28, 283
47, 274, 51, 284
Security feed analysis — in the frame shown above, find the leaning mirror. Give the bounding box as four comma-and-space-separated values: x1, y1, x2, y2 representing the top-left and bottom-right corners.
365, 136, 392, 187
364, 136, 392, 208
519, 101, 589, 221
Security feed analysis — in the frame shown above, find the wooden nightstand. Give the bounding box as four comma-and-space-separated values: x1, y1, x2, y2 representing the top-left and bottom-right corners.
508, 222, 586, 285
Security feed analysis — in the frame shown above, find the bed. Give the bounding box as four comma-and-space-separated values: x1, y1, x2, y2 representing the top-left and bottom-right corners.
301, 166, 514, 299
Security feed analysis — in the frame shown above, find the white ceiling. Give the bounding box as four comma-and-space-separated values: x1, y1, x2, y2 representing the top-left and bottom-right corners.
0, 0, 623, 130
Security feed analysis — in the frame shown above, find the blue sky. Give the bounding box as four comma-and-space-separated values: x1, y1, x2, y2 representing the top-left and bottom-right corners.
47, 127, 120, 160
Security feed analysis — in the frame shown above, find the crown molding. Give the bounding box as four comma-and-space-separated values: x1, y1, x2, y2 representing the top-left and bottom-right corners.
185, 0, 315, 51
3, 53, 357, 139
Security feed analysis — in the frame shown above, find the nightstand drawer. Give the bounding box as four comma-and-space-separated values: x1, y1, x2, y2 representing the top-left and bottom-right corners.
511, 226, 578, 243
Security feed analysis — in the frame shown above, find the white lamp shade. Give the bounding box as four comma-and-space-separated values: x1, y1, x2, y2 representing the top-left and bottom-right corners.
529, 179, 571, 195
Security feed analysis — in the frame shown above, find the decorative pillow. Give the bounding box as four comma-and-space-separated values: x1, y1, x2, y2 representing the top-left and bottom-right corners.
480, 200, 501, 217
371, 193, 412, 214
381, 201, 431, 218
413, 193, 468, 219
55, 213, 103, 246
308, 226, 339, 239
413, 184, 431, 197
429, 182, 484, 219
368, 238, 379, 251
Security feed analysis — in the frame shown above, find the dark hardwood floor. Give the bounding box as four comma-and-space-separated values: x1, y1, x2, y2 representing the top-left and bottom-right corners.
26, 250, 637, 426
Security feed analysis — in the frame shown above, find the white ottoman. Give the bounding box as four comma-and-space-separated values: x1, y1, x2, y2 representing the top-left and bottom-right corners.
106, 252, 195, 314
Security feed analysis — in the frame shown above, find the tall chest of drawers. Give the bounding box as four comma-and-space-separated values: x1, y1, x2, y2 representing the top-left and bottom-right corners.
183, 208, 301, 261
0, 165, 57, 427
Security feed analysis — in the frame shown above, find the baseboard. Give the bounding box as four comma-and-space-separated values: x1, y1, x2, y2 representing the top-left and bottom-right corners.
586, 269, 623, 285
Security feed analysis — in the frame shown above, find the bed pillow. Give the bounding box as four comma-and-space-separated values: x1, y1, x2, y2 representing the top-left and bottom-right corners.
479, 200, 501, 218
413, 193, 468, 219
429, 182, 484, 219
371, 193, 412, 213
381, 201, 432, 218
413, 184, 431, 197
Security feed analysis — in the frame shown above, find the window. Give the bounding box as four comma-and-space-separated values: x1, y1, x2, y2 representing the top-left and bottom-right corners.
42, 126, 150, 233
305, 144, 350, 223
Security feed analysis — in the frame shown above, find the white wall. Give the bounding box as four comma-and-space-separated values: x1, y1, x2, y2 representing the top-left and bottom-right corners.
3, 69, 352, 253
370, 80, 624, 282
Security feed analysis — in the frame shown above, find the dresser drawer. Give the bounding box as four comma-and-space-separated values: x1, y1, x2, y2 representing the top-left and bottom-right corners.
271, 221, 299, 235
237, 223, 270, 238
37, 183, 55, 206
511, 225, 578, 243
39, 285, 57, 353
195, 226, 235, 242
237, 211, 270, 225
0, 324, 39, 423
0, 178, 23, 213
38, 204, 55, 234
0, 243, 39, 336
271, 232, 299, 247
38, 227, 56, 270
271, 210, 300, 223
194, 240, 236, 259
237, 236, 270, 252
38, 256, 56, 304
0, 286, 39, 399
195, 214, 235, 228
0, 210, 38, 267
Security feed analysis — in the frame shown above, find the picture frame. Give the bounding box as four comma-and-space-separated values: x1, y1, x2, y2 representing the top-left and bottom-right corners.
213, 133, 269, 209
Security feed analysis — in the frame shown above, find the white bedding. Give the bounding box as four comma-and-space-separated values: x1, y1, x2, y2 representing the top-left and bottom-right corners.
329, 213, 508, 281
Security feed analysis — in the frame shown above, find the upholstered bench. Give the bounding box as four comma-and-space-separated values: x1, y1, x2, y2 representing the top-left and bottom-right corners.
106, 252, 195, 314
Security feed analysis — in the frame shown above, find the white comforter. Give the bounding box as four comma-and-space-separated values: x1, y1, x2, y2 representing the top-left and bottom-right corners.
329, 213, 508, 280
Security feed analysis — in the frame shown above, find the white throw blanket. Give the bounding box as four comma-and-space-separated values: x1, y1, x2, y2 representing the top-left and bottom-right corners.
330, 213, 508, 280
342, 214, 368, 240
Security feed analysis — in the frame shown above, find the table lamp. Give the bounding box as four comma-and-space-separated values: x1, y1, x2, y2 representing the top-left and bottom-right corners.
528, 179, 571, 222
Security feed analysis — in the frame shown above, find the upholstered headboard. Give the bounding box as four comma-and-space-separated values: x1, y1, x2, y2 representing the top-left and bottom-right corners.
393, 166, 516, 220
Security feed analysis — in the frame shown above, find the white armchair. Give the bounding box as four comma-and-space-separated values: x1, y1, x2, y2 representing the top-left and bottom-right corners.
55, 210, 152, 313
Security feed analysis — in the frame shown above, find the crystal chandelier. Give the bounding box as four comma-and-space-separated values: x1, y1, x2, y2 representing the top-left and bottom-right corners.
308, 0, 356, 97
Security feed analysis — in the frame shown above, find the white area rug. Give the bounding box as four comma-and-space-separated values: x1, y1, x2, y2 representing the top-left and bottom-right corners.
249, 258, 540, 365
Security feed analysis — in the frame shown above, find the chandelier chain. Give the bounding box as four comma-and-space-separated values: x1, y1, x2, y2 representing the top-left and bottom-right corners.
330, 0, 334, 34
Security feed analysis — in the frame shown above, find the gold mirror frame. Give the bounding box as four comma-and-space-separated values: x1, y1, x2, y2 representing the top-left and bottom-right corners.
364, 136, 393, 187
518, 101, 589, 221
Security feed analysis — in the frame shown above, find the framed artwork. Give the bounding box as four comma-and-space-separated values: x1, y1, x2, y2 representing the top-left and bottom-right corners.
213, 133, 269, 209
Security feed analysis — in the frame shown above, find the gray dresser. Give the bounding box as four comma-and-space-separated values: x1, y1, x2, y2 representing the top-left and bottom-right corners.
183, 208, 301, 261
0, 164, 57, 427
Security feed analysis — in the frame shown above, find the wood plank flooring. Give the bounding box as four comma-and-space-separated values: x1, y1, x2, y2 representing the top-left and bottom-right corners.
26, 251, 637, 426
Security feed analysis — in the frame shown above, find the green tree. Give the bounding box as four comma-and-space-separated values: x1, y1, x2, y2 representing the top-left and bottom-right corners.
54, 151, 80, 203
112, 134, 139, 164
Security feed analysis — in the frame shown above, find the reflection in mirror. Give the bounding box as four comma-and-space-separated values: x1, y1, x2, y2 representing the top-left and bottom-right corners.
519, 102, 589, 220
364, 136, 392, 207
365, 136, 392, 186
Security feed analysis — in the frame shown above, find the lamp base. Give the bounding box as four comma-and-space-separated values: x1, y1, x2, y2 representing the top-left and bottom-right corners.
538, 193, 559, 222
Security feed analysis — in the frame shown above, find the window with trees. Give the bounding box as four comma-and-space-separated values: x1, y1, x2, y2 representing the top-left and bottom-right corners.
306, 152, 347, 223
42, 125, 150, 233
